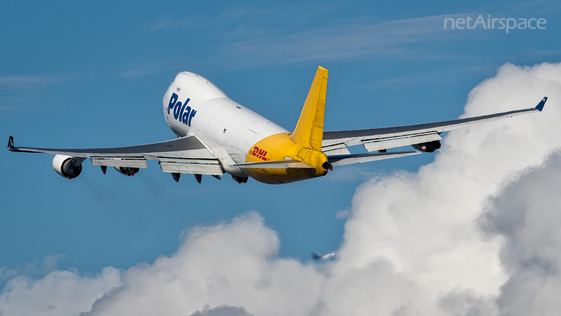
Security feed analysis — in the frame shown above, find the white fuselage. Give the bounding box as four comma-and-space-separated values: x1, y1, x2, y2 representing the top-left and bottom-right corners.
162, 72, 287, 176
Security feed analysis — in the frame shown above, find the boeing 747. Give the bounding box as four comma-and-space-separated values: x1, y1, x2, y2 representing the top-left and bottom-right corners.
7, 67, 547, 184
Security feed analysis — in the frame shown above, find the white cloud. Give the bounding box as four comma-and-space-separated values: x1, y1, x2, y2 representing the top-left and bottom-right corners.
0, 255, 65, 283
1, 62, 561, 315
189, 304, 253, 316
479, 150, 561, 316
0, 268, 121, 316
83, 213, 326, 316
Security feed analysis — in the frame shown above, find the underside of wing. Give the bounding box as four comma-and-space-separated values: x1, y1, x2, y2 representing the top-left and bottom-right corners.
322, 97, 547, 155
7, 135, 216, 159
7, 135, 224, 176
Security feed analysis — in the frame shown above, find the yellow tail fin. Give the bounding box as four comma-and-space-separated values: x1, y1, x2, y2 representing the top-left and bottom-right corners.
291, 66, 328, 151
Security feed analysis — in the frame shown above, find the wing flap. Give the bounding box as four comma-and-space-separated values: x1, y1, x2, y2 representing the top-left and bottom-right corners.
323, 146, 351, 156
159, 160, 223, 175
91, 158, 148, 168
363, 132, 442, 152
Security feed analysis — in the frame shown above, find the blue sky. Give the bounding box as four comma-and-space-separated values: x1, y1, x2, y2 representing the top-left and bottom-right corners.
1, 0, 560, 286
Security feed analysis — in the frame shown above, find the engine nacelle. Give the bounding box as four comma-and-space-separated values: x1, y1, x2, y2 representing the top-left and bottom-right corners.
113, 166, 139, 176
231, 175, 248, 184
412, 140, 441, 153
52, 155, 83, 179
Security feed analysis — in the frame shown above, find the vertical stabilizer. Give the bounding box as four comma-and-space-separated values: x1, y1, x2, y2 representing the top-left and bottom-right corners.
291, 66, 328, 150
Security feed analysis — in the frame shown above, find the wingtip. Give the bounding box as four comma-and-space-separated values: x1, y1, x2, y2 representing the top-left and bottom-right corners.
7, 136, 14, 150
535, 96, 548, 112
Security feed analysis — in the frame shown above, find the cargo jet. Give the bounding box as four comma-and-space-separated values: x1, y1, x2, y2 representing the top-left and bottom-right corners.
7, 67, 547, 184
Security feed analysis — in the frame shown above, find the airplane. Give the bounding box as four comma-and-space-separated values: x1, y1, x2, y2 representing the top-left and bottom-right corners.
311, 252, 336, 261
7, 66, 547, 185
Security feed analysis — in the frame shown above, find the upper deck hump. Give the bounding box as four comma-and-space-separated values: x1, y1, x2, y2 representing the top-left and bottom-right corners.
172, 72, 228, 102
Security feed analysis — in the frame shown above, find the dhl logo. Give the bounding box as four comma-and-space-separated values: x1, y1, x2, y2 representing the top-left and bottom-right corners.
251, 146, 268, 161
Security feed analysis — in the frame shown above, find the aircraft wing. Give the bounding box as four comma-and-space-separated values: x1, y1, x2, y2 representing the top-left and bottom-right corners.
7, 135, 224, 175
321, 97, 547, 155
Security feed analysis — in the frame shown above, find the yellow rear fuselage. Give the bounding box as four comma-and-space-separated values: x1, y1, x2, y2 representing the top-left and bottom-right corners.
243, 66, 329, 184
244, 133, 329, 184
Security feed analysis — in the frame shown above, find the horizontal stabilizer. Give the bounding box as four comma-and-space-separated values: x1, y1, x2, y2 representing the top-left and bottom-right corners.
329, 151, 421, 167
231, 159, 315, 169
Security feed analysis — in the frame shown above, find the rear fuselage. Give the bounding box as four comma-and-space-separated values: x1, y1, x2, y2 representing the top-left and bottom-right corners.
162, 72, 328, 184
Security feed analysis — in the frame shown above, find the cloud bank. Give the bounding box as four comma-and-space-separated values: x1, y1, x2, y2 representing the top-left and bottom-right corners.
1, 62, 561, 316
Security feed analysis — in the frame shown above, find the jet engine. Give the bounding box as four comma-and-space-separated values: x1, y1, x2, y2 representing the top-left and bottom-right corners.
412, 140, 441, 153
52, 155, 83, 179
231, 175, 248, 183
114, 166, 139, 176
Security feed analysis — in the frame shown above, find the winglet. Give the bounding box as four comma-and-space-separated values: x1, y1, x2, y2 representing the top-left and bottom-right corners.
535, 96, 548, 112
7, 136, 15, 151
